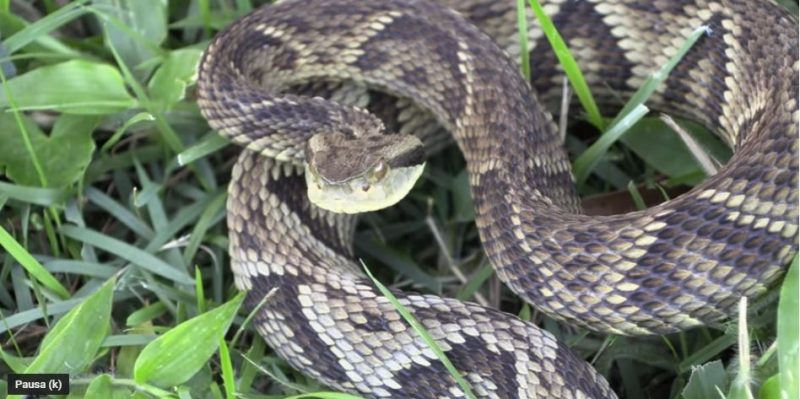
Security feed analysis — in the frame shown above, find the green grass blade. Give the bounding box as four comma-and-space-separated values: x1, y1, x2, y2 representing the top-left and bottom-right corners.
100, 112, 155, 153
183, 191, 226, 263
85, 187, 155, 239
126, 302, 167, 327
526, 0, 604, 130
362, 261, 477, 399
515, 0, 530, 80
0, 224, 69, 299
0, 181, 67, 206
177, 132, 229, 166
607, 26, 709, 129
777, 255, 799, 399
573, 104, 649, 184
2, 0, 89, 54
60, 225, 194, 285
218, 338, 235, 399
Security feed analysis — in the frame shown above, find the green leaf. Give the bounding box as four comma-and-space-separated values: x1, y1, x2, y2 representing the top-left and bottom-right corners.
133, 292, 245, 387
148, 48, 203, 108
177, 132, 229, 166
25, 277, 115, 375
84, 374, 114, 399
778, 255, 799, 399
94, 0, 167, 73
1, 349, 31, 373
621, 118, 731, 182
681, 360, 728, 399
0, 60, 136, 114
0, 114, 98, 187
758, 374, 780, 399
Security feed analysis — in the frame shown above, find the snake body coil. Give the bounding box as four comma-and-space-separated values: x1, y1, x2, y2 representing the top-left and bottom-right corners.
197, 1, 798, 398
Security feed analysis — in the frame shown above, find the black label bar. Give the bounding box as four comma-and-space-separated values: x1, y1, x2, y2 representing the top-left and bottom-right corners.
7, 373, 69, 395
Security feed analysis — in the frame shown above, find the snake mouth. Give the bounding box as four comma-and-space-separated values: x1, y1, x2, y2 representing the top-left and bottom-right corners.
305, 162, 426, 214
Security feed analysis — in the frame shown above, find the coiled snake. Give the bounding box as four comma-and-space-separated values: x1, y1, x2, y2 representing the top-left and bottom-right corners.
196, 0, 798, 397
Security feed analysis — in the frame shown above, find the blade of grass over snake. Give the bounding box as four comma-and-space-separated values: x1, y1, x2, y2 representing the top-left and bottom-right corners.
0, 225, 70, 299
626, 181, 647, 211
573, 26, 707, 185
573, 104, 649, 185
515, 0, 531, 81
607, 26, 709, 129
526, 0, 605, 131
362, 261, 478, 399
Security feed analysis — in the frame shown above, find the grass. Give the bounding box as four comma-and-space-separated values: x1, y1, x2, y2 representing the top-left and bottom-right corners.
0, 1, 797, 399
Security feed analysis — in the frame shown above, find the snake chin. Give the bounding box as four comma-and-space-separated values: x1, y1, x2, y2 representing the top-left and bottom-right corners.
305, 162, 425, 213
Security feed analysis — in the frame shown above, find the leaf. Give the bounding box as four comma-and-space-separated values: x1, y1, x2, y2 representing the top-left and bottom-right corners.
177, 132, 229, 166
0, 60, 136, 114
573, 104, 649, 184
681, 360, 728, 399
0, 113, 98, 187
148, 48, 203, 108
133, 292, 245, 387
25, 277, 115, 375
1, 349, 31, 373
84, 374, 113, 399
777, 255, 799, 399
621, 118, 731, 182
95, 0, 167, 74
758, 374, 780, 399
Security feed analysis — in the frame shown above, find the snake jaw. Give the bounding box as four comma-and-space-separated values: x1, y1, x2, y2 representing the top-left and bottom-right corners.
305, 162, 426, 213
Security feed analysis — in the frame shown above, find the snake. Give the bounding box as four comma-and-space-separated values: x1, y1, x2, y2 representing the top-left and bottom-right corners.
195, 0, 798, 397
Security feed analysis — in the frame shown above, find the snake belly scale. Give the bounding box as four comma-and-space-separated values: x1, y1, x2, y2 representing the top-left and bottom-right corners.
196, 1, 798, 398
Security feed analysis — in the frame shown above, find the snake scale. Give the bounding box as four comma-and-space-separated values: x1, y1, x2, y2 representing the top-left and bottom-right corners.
196, 0, 798, 397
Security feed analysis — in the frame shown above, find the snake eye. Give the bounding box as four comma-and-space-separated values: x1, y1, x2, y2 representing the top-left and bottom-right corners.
369, 160, 388, 181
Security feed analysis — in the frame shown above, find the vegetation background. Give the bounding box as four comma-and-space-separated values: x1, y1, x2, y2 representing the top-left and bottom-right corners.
0, 0, 797, 398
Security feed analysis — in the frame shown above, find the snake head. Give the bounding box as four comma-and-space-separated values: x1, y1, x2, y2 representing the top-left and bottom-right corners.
305, 132, 426, 213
